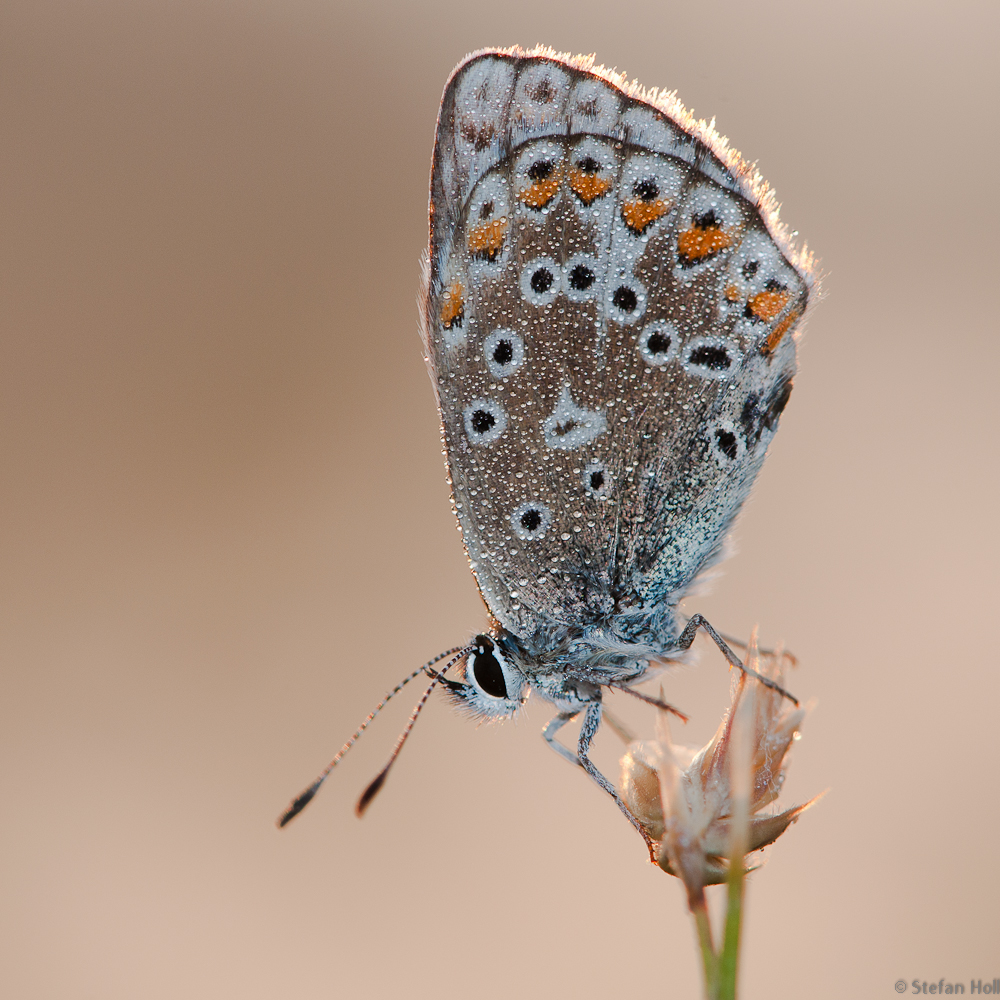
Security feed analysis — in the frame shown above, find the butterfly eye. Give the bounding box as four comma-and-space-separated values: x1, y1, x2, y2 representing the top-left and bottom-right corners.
446, 636, 527, 720
469, 637, 508, 699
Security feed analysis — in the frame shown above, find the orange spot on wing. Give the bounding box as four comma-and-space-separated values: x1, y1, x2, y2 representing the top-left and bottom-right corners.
621, 199, 670, 234
760, 309, 800, 356
748, 288, 790, 323
568, 167, 612, 205
439, 281, 465, 329
724, 283, 741, 302
677, 224, 732, 263
518, 167, 563, 209
467, 217, 509, 260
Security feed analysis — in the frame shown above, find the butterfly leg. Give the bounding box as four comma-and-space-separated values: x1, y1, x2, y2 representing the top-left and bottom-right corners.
541, 711, 585, 766
676, 614, 798, 705
682, 617, 797, 666
542, 707, 657, 860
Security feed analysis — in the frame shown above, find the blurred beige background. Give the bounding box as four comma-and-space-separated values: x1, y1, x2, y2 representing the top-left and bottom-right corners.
2, 1, 997, 997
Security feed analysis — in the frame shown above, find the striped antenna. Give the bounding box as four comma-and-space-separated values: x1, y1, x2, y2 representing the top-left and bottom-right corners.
276, 646, 468, 828
355, 646, 472, 816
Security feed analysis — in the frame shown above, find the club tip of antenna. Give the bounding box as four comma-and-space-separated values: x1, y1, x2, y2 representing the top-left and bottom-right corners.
355, 770, 387, 817
276, 780, 321, 828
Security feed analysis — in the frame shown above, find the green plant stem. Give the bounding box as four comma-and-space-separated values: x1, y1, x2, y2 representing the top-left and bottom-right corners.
692, 897, 719, 999
717, 860, 745, 1000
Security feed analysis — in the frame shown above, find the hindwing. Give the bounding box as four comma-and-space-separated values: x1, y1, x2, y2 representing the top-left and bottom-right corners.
421, 48, 813, 640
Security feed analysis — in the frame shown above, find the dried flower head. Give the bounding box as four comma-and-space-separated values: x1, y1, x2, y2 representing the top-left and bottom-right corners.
620, 631, 820, 906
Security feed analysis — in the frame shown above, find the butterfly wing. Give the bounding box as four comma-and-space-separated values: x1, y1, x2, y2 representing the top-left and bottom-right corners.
421, 48, 813, 645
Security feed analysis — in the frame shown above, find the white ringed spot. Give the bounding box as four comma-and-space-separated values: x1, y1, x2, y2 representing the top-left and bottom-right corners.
563, 253, 600, 302
511, 501, 552, 541
463, 399, 507, 445
483, 328, 525, 379
637, 321, 679, 367
605, 275, 647, 325
520, 256, 562, 306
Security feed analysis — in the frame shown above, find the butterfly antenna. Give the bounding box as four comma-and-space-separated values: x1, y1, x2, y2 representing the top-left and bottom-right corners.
355, 646, 472, 817
276, 646, 466, 828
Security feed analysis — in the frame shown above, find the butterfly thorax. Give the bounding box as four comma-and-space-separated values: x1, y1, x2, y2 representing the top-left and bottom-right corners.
495, 601, 682, 687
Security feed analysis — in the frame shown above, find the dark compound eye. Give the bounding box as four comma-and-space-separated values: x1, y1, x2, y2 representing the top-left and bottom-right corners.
527, 160, 553, 181
471, 409, 495, 434
688, 345, 732, 370
576, 156, 600, 173
633, 178, 659, 201
647, 331, 671, 355
612, 286, 638, 312
470, 636, 507, 699
715, 428, 739, 461
531, 267, 554, 293
569, 264, 595, 290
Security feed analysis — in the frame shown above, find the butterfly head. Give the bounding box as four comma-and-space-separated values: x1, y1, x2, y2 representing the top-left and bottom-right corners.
445, 634, 528, 720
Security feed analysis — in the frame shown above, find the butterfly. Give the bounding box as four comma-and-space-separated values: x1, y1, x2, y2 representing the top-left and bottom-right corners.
279, 46, 814, 851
